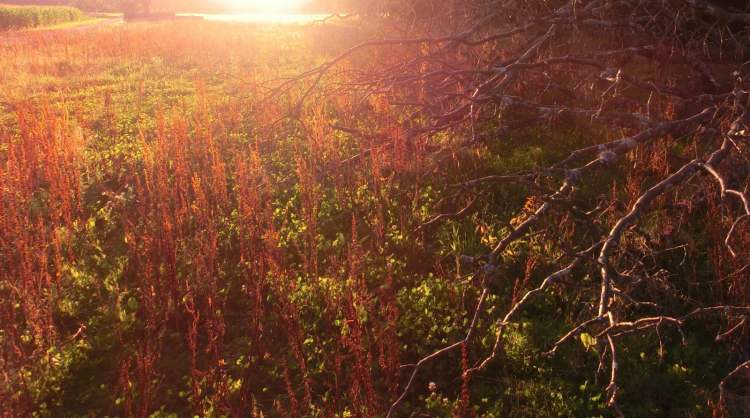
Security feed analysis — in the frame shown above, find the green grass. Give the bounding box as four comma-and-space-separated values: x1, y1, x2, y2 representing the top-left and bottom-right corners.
0, 4, 84, 30
0, 21, 739, 418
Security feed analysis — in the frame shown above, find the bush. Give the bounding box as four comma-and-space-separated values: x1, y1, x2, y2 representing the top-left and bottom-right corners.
0, 4, 84, 30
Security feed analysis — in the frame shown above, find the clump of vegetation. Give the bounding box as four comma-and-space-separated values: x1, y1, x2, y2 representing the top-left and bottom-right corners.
0, 4, 84, 30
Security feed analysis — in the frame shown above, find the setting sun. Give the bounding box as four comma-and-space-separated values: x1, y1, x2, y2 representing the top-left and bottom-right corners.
219, 0, 309, 13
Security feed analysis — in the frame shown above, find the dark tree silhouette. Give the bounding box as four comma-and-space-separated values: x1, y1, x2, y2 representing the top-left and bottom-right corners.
275, 0, 750, 415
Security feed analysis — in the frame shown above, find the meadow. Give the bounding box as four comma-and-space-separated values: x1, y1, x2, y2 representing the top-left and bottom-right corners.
0, 4, 84, 30
0, 4, 748, 417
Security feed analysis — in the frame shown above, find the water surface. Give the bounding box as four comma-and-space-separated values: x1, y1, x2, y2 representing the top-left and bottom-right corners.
177, 13, 330, 24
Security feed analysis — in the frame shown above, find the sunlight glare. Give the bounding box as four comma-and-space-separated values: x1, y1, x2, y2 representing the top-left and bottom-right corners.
220, 0, 310, 13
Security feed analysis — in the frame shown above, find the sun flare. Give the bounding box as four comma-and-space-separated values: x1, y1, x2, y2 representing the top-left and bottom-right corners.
220, 0, 309, 13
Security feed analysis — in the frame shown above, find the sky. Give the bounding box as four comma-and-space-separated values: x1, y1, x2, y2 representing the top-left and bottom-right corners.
3, 1, 328, 14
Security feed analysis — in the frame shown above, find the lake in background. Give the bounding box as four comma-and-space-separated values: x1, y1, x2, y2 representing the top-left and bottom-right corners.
177, 13, 331, 24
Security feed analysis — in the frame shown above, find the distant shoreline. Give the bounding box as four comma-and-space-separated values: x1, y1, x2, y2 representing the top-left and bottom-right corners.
124, 12, 204, 22
122, 11, 333, 24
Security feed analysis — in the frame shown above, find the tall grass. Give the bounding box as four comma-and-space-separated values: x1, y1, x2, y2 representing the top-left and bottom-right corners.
0, 4, 84, 30
0, 20, 742, 417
